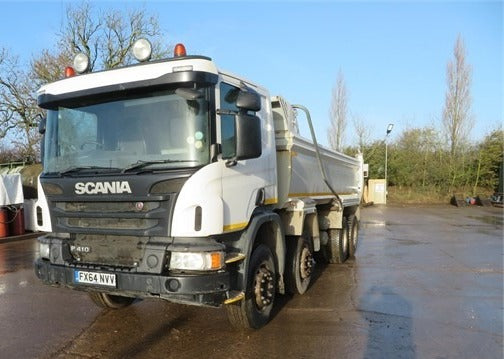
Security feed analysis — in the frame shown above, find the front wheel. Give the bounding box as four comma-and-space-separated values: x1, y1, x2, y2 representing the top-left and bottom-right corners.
226, 244, 276, 329
88, 292, 135, 309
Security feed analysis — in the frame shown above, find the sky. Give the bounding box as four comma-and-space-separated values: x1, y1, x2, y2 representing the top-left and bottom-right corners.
0, 0, 502, 147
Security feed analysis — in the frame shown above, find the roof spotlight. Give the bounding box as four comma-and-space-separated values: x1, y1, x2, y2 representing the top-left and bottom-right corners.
132, 38, 152, 62
73, 53, 90, 74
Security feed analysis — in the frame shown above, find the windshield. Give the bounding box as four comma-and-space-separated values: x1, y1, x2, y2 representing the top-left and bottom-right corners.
43, 88, 210, 174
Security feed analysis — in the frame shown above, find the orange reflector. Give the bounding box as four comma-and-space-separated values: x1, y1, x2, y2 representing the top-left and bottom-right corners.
174, 43, 187, 57
210, 252, 223, 270
64, 66, 76, 78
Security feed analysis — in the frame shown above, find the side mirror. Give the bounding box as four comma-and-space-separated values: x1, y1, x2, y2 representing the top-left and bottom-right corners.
236, 91, 261, 112
38, 116, 46, 135
38, 115, 46, 164
235, 113, 262, 161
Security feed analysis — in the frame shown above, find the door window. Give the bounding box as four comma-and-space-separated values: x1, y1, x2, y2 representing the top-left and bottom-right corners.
220, 83, 240, 159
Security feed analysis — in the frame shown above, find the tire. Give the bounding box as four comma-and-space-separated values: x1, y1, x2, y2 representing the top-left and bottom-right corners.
327, 219, 349, 264
285, 235, 314, 295
315, 230, 330, 264
348, 215, 360, 258
226, 244, 276, 329
88, 292, 135, 309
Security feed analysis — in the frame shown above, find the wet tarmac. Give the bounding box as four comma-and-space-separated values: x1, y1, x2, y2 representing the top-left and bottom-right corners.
0, 205, 502, 358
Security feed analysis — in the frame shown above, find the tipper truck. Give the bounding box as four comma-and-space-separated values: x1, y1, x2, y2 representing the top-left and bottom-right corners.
34, 40, 364, 329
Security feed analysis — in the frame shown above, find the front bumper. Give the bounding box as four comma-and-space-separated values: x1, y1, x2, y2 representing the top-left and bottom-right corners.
34, 258, 230, 307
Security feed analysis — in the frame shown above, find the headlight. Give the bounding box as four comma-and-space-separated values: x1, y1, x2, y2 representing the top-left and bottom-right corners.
170, 251, 224, 271
39, 242, 50, 259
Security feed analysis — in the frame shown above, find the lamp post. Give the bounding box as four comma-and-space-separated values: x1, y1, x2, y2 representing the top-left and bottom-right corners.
385, 123, 394, 201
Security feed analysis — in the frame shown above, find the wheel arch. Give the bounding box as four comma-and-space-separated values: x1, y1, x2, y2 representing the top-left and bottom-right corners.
234, 210, 286, 295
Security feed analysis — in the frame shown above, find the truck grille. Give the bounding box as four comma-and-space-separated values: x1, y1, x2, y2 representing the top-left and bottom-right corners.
56, 201, 159, 213
65, 217, 157, 230
50, 196, 174, 237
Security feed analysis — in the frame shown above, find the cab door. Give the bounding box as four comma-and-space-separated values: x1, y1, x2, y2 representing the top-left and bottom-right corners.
218, 77, 277, 233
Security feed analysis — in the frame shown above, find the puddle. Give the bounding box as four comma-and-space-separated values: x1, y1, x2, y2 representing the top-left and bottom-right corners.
362, 220, 387, 228
362, 221, 417, 228
386, 238, 425, 246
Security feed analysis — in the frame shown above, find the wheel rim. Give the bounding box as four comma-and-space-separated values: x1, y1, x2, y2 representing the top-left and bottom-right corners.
253, 263, 275, 311
299, 245, 313, 280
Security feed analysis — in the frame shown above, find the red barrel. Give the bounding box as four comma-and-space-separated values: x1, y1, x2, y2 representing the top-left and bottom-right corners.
0, 208, 9, 238
8, 207, 25, 236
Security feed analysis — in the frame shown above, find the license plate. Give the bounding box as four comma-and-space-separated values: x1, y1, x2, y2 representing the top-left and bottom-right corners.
74, 270, 116, 287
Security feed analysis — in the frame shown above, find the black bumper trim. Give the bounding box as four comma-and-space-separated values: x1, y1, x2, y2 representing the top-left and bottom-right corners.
34, 259, 230, 307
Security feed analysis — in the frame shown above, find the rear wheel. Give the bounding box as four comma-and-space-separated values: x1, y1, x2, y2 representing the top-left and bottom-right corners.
88, 292, 135, 309
285, 235, 314, 295
226, 244, 276, 329
348, 215, 360, 258
315, 230, 330, 264
327, 219, 349, 264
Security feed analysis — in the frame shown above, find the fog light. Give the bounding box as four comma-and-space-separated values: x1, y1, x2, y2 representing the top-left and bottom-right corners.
170, 251, 224, 271
166, 279, 180, 292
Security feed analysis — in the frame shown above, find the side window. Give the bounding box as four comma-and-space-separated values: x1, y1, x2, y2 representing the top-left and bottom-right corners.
220, 83, 240, 159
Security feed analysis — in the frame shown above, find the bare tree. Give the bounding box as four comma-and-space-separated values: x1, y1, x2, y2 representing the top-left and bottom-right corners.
32, 49, 74, 85
0, 2, 172, 161
351, 112, 371, 154
102, 9, 168, 69
60, 1, 101, 71
32, 2, 170, 84
328, 70, 348, 151
0, 48, 41, 161
442, 35, 473, 157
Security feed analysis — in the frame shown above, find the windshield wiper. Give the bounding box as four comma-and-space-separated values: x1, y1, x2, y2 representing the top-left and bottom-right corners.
121, 160, 199, 173
60, 166, 121, 176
